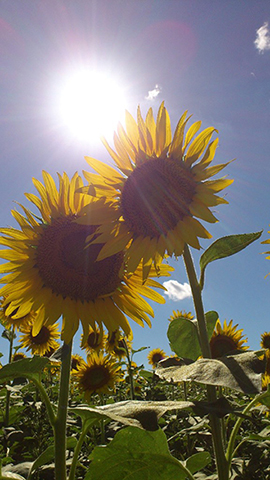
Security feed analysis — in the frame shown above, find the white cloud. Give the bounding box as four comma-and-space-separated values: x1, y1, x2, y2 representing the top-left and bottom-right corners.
163, 280, 192, 301
146, 84, 161, 101
254, 22, 270, 53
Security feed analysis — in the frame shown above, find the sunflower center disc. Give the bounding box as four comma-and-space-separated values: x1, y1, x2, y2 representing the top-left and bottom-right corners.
121, 157, 196, 238
30, 326, 50, 345
36, 217, 124, 302
87, 331, 100, 349
83, 365, 110, 389
210, 335, 237, 359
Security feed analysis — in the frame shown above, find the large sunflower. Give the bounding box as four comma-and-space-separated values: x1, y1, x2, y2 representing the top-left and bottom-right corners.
75, 351, 122, 399
81, 102, 233, 279
0, 172, 172, 343
209, 319, 248, 359
20, 321, 60, 356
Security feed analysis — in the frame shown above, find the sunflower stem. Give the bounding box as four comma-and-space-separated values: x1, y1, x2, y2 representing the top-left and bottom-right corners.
124, 339, 135, 400
54, 341, 73, 480
4, 326, 15, 430
226, 390, 269, 468
68, 420, 89, 480
183, 244, 229, 480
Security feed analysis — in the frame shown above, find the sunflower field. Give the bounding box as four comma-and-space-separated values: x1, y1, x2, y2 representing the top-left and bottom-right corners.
0, 103, 270, 480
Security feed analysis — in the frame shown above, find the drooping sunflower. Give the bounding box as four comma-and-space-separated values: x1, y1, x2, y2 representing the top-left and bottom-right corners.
148, 348, 166, 368
105, 329, 132, 359
81, 102, 233, 279
81, 326, 104, 353
0, 296, 36, 331
75, 351, 122, 399
19, 322, 60, 356
209, 319, 248, 359
169, 310, 194, 322
261, 332, 270, 351
0, 171, 173, 344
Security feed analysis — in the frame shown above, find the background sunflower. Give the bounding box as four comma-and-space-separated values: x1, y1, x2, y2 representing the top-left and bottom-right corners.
75, 352, 122, 399
19, 322, 60, 356
209, 319, 248, 359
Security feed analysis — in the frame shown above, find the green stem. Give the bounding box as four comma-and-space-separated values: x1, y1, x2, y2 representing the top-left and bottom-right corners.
31, 376, 56, 427
54, 341, 73, 480
226, 391, 269, 467
68, 421, 89, 480
124, 339, 135, 400
4, 327, 15, 429
183, 244, 229, 480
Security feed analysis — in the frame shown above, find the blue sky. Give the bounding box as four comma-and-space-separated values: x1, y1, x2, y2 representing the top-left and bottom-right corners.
1, 0, 270, 366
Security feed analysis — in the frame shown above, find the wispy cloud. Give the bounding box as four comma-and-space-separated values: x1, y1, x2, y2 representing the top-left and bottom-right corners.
254, 22, 270, 53
146, 84, 161, 101
163, 280, 192, 301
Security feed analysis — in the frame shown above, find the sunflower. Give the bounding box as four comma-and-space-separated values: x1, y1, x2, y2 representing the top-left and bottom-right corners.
0, 296, 35, 331
148, 348, 166, 368
261, 332, 270, 351
105, 329, 132, 359
71, 354, 85, 372
81, 326, 104, 353
75, 351, 122, 399
169, 310, 194, 322
262, 373, 270, 391
12, 352, 27, 362
81, 102, 233, 279
19, 322, 60, 356
209, 319, 248, 359
0, 171, 173, 344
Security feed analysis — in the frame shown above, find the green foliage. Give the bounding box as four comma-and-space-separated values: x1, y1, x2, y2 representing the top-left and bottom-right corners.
85, 426, 198, 480
199, 231, 262, 288
0, 357, 49, 383
167, 311, 218, 360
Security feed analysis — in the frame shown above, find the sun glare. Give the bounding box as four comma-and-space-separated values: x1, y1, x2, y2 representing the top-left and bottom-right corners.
59, 70, 127, 142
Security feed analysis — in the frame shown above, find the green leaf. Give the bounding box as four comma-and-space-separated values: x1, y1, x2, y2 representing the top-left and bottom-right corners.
85, 427, 191, 480
0, 357, 49, 383
167, 317, 200, 361
205, 311, 218, 339
199, 231, 262, 288
185, 452, 211, 474
167, 312, 218, 360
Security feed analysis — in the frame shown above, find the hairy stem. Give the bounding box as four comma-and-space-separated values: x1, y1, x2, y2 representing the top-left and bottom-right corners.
54, 341, 73, 480
183, 244, 229, 480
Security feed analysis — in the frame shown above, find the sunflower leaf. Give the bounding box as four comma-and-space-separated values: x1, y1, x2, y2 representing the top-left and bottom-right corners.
70, 400, 195, 431
167, 312, 218, 361
84, 426, 191, 480
185, 452, 211, 474
0, 357, 49, 383
167, 317, 200, 361
156, 351, 265, 394
199, 231, 263, 289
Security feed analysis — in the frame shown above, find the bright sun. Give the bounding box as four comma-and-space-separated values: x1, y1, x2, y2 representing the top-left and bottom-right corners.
59, 70, 127, 142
